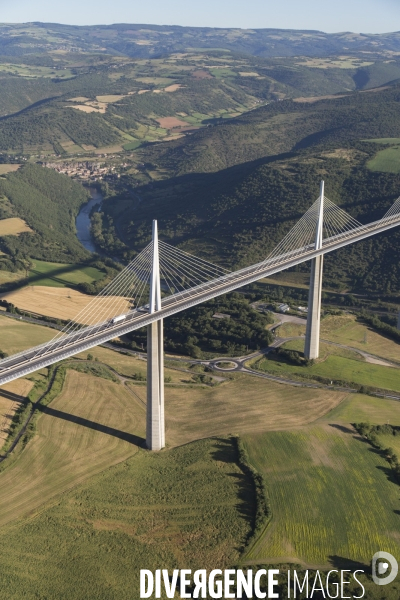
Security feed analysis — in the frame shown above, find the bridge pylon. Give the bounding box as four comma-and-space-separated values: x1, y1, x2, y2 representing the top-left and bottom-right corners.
304, 181, 324, 360
146, 220, 165, 451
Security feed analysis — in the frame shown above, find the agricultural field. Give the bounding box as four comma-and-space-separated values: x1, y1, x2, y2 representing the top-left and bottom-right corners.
156, 116, 190, 128
0, 379, 33, 449
0, 370, 144, 528
243, 418, 400, 566
0, 217, 32, 236
0, 315, 54, 355
0, 63, 75, 79
295, 57, 374, 69
367, 142, 400, 173
0, 436, 252, 599
0, 307, 398, 588
1, 285, 132, 324
0, 164, 20, 175
242, 391, 400, 568
162, 373, 347, 447
27, 259, 104, 288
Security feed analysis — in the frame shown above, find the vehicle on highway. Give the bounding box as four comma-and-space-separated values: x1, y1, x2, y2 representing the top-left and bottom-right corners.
111, 314, 128, 325
137, 304, 150, 313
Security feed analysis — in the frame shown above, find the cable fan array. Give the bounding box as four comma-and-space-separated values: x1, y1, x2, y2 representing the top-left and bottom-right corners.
8, 192, 400, 368
258, 195, 363, 270
382, 196, 400, 222
27, 242, 229, 360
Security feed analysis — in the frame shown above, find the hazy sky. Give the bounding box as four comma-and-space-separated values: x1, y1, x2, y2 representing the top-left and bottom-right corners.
0, 0, 399, 34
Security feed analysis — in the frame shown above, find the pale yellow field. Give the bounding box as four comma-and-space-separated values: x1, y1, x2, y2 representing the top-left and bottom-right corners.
164, 84, 182, 92
0, 164, 21, 175
96, 95, 126, 102
0, 217, 33, 236
94, 145, 124, 154
67, 104, 105, 113
0, 379, 33, 448
0, 370, 144, 527
68, 96, 90, 102
161, 374, 348, 447
1, 286, 131, 323
293, 94, 347, 103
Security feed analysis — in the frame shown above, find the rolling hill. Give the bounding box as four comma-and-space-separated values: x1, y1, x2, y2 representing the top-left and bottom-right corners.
1, 23, 400, 59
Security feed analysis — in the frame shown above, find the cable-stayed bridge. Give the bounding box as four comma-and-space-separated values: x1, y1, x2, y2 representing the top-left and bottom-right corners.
1, 182, 400, 450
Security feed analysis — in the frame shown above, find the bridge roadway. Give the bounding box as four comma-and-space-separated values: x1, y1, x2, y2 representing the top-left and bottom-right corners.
0, 213, 399, 386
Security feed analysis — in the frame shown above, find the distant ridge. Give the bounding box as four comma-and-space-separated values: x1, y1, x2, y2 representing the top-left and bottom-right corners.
0, 23, 400, 58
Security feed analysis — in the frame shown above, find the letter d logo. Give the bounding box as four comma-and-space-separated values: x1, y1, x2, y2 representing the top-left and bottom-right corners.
372, 551, 398, 586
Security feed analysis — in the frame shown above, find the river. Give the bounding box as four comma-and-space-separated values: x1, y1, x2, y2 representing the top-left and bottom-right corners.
75, 187, 103, 253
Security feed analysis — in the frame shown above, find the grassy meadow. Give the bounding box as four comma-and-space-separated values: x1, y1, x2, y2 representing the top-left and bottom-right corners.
251, 339, 400, 392
367, 142, 400, 174
242, 419, 400, 566
278, 313, 400, 362
0, 312, 399, 593
242, 391, 400, 568
0, 314, 54, 355
28, 259, 104, 287
0, 437, 253, 599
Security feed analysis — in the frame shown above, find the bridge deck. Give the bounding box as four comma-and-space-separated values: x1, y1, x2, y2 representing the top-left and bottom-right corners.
0, 214, 399, 385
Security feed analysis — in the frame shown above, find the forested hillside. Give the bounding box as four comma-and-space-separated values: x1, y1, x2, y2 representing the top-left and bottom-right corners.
102, 152, 400, 294
93, 82, 400, 295
139, 85, 400, 175
1, 50, 400, 153
0, 164, 89, 262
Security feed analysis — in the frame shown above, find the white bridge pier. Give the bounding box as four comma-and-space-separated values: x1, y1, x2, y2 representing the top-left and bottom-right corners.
304, 180, 324, 360
146, 220, 165, 451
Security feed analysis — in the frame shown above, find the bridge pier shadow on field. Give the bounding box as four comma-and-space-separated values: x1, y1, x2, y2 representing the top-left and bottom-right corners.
0, 389, 29, 403
328, 555, 369, 572
37, 404, 146, 448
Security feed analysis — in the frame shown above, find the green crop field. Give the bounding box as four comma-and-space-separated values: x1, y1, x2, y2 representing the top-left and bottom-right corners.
251, 340, 400, 391
0, 314, 54, 355
0, 437, 253, 599
329, 392, 400, 424
0, 63, 75, 79
210, 68, 237, 78
122, 140, 142, 151
363, 137, 400, 145
367, 144, 400, 173
27, 259, 104, 288
243, 420, 400, 566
